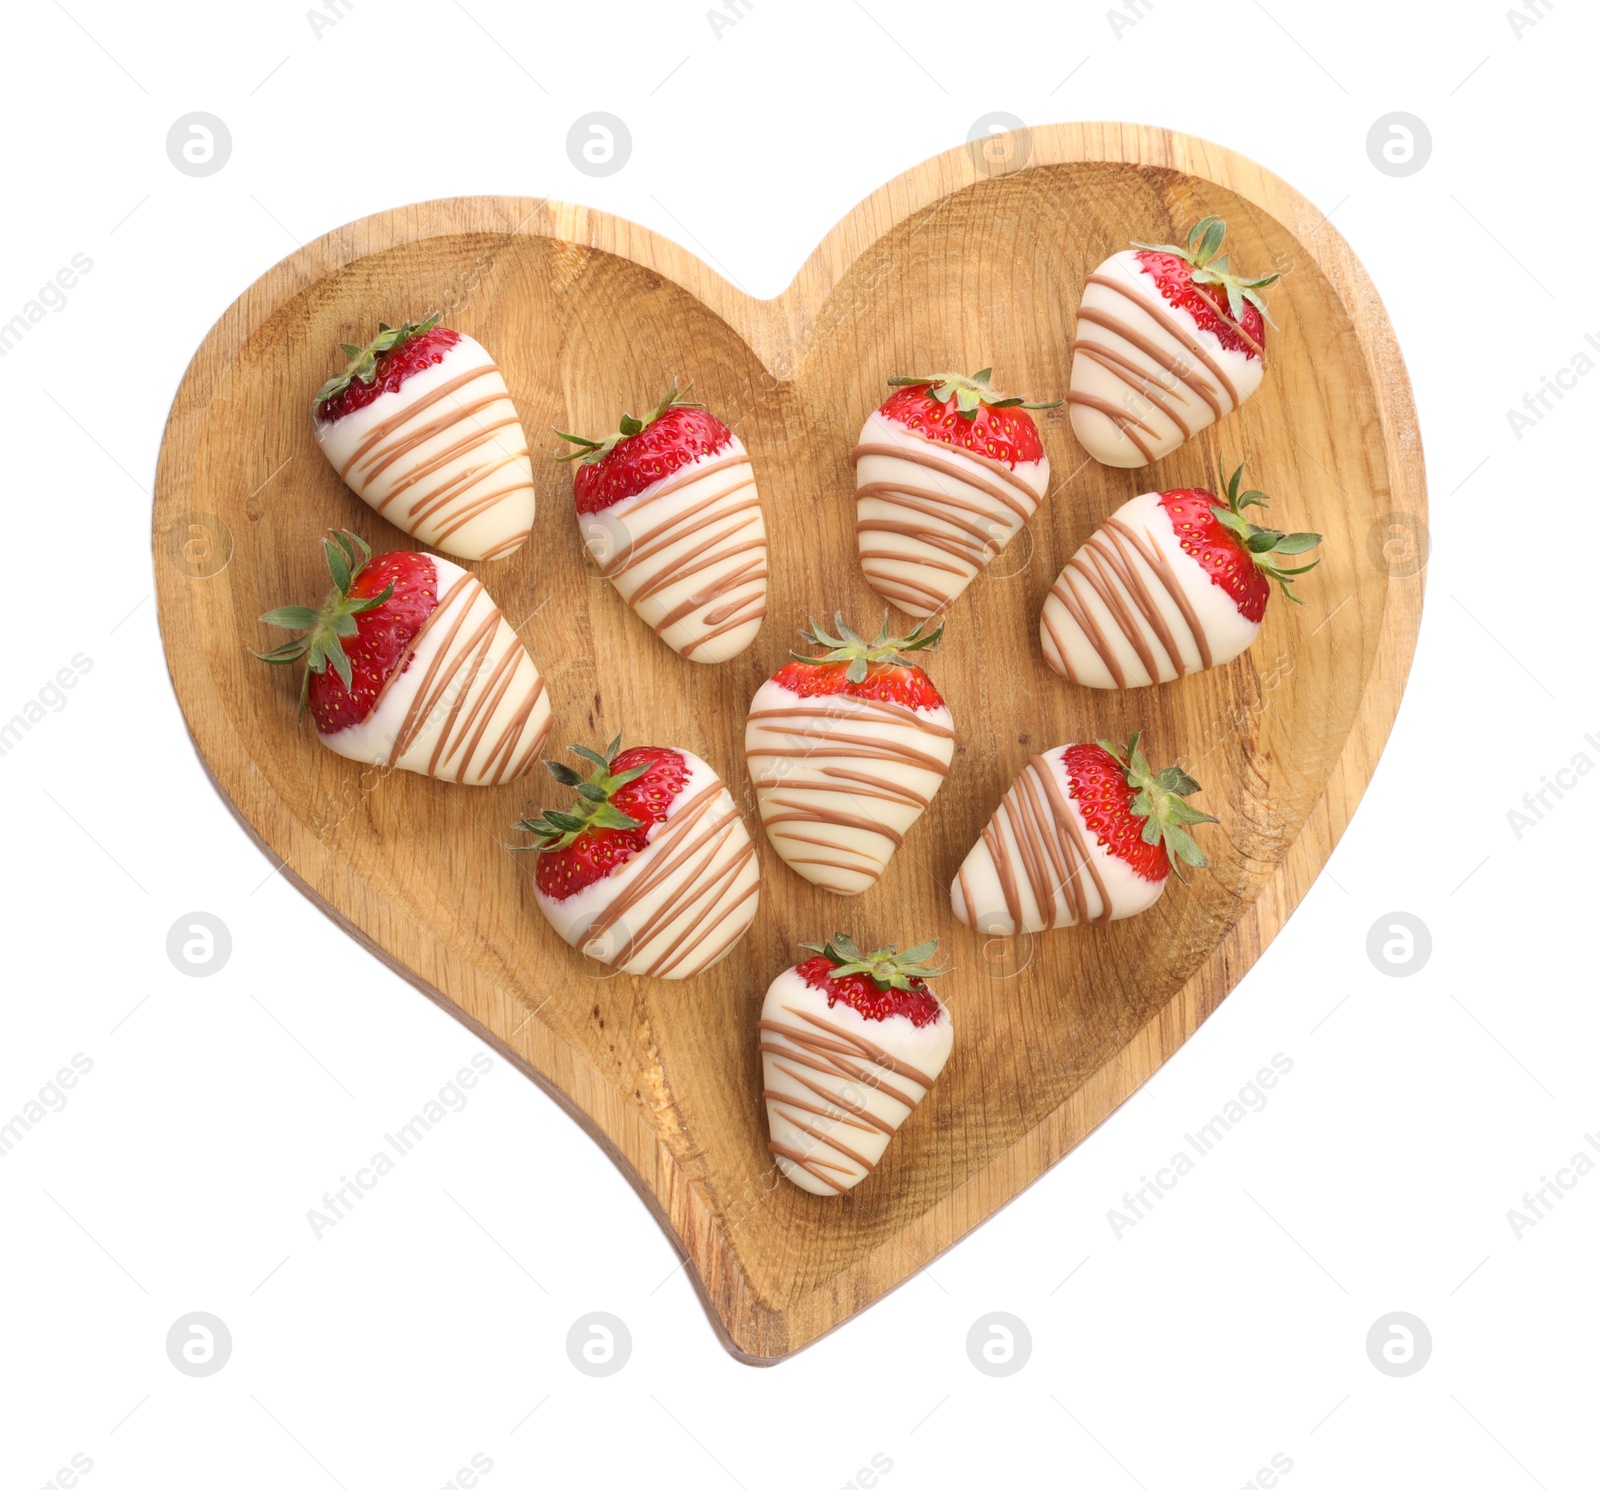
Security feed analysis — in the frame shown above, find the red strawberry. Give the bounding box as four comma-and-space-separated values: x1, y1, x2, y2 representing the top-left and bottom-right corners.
557, 385, 767, 665
255, 530, 437, 733
745, 615, 954, 896
762, 932, 954, 1194
314, 317, 461, 424
877, 368, 1058, 468
770, 614, 945, 711
1068, 217, 1280, 471
794, 939, 945, 1028
520, 737, 759, 979
515, 736, 691, 900
256, 530, 552, 785
1041, 460, 1322, 689
1135, 252, 1266, 360
1160, 460, 1322, 623
1130, 215, 1279, 360
556, 387, 733, 514
312, 314, 536, 563
856, 369, 1059, 618
951, 734, 1214, 934
1064, 736, 1214, 882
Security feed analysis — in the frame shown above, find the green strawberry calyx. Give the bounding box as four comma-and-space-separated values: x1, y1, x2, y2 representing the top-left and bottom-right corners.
800, 932, 949, 992
315, 313, 441, 407
1209, 458, 1323, 604
552, 384, 703, 465
252, 529, 394, 717
1132, 214, 1282, 329
889, 366, 1061, 419
1095, 731, 1218, 881
511, 734, 649, 852
791, 613, 943, 684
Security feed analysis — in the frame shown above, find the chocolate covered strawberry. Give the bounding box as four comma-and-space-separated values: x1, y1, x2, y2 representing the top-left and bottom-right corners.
1067, 215, 1280, 468
744, 615, 954, 896
760, 933, 954, 1195
952, 733, 1214, 935
255, 530, 551, 784
313, 315, 535, 561
557, 387, 767, 663
516, 734, 759, 979
852, 369, 1059, 618
1040, 460, 1321, 688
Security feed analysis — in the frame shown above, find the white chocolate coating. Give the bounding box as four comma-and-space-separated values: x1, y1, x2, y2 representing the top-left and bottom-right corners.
853, 410, 1048, 618
950, 745, 1167, 935
579, 441, 766, 663
320, 556, 551, 785
1067, 250, 1265, 469
533, 750, 760, 980
315, 333, 536, 561
744, 678, 955, 896
1039, 490, 1260, 689
760, 965, 952, 1195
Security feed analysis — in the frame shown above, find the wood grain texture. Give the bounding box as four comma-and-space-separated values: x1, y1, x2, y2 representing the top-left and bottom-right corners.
151, 123, 1426, 1364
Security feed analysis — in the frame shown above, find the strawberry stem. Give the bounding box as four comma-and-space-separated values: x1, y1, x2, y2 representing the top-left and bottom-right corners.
1208, 458, 1323, 604
791, 612, 943, 685
253, 529, 394, 718
316, 313, 441, 408
512, 734, 648, 852
1095, 732, 1217, 882
553, 384, 704, 464
799, 932, 948, 992
887, 367, 1061, 419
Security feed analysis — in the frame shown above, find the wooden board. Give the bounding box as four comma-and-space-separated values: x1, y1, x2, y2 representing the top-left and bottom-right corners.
152, 123, 1426, 1363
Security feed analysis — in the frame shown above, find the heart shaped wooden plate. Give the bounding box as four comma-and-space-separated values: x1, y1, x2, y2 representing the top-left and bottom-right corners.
153, 124, 1425, 1363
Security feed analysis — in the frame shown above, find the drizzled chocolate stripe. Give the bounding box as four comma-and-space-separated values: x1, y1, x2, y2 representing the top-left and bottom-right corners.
745, 694, 953, 892
1084, 274, 1242, 406
768, 1144, 852, 1192
339, 369, 494, 477
747, 727, 950, 774
1071, 338, 1194, 441
761, 1001, 938, 1190
764, 1066, 894, 1135
338, 363, 532, 553
748, 698, 956, 738
598, 453, 766, 658
853, 431, 1041, 614
782, 1004, 937, 1087
478, 532, 531, 561
1042, 514, 1211, 688
381, 572, 549, 783
1091, 264, 1270, 368
968, 754, 1111, 932
372, 413, 519, 502
1073, 308, 1223, 422
853, 442, 1039, 521
584, 782, 758, 979
1062, 388, 1158, 462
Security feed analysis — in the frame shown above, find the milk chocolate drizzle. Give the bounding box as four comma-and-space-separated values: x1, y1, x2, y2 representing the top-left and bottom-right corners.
595, 451, 766, 657
1041, 512, 1213, 688
853, 427, 1042, 616
581, 780, 759, 979
761, 1000, 940, 1192
365, 570, 550, 784
745, 693, 955, 893
1067, 269, 1250, 460
337, 361, 534, 556
957, 753, 1112, 934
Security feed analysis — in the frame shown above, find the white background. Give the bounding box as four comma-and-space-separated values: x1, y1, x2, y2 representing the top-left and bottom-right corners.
2, 1, 1595, 1487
